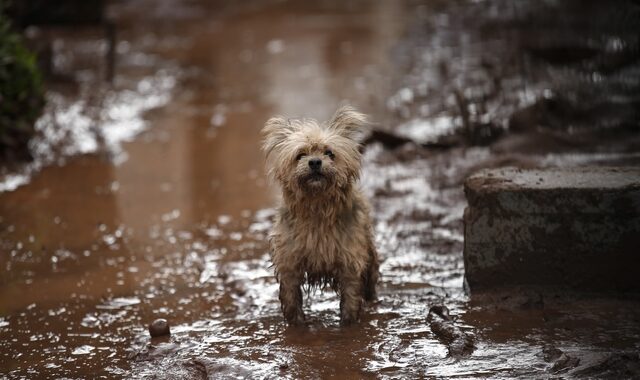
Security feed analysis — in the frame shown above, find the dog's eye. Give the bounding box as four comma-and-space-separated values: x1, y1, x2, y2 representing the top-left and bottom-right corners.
324, 150, 335, 159
296, 153, 307, 161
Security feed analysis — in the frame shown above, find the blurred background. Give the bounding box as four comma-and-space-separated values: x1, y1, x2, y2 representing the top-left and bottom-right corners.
1, 0, 639, 378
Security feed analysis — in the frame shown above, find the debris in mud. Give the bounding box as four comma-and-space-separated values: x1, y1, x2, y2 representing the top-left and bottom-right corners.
550, 353, 581, 374
540, 345, 581, 374
363, 128, 460, 152
427, 305, 474, 358
364, 129, 414, 150
362, 129, 464, 154
149, 318, 171, 338
278, 362, 289, 371
541, 345, 563, 362
551, 353, 580, 373
453, 90, 504, 146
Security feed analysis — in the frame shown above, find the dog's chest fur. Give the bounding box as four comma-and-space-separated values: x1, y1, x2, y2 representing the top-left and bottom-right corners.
293, 216, 347, 274
273, 193, 369, 281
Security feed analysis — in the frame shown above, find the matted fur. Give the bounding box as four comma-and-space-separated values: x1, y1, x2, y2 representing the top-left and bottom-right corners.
261, 106, 380, 325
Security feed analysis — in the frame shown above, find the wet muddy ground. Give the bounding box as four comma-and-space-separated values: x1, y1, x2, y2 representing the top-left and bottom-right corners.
2, 0, 640, 378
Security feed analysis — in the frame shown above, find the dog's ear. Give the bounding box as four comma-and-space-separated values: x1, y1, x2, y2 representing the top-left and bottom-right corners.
261, 116, 297, 158
327, 105, 367, 141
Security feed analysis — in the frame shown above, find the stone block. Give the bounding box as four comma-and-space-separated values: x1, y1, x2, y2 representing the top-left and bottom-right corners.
463, 167, 640, 292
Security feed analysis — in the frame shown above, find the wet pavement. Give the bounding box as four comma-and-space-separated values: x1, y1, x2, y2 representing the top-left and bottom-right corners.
2, 0, 640, 378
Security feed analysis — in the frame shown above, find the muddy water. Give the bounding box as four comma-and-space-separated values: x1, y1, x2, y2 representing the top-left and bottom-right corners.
2, 0, 640, 379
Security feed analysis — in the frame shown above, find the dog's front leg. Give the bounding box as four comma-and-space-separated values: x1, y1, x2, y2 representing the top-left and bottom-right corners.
339, 272, 363, 326
279, 273, 305, 325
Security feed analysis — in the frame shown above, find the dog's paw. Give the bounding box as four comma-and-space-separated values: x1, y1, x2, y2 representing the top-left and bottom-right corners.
285, 311, 306, 326
339, 312, 359, 326
364, 291, 377, 303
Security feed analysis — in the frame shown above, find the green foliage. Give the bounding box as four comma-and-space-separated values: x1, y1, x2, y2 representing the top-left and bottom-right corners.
0, 1, 44, 160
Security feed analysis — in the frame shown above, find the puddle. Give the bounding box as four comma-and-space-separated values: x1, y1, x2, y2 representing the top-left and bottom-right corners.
1, 0, 640, 379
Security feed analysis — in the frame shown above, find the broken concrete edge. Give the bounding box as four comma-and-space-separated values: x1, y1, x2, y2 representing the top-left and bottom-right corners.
462, 166, 640, 293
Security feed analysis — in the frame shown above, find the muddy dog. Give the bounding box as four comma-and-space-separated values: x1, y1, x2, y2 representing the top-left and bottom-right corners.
261, 105, 379, 326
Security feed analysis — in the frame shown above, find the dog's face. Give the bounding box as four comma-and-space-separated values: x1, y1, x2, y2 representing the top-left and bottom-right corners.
262, 106, 366, 196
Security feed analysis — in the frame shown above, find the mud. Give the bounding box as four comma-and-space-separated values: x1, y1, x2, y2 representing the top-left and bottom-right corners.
1, 0, 640, 379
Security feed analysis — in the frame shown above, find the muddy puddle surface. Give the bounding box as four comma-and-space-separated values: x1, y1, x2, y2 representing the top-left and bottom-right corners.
2, 0, 640, 378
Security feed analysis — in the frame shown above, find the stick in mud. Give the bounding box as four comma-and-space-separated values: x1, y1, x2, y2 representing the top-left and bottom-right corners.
427, 305, 475, 358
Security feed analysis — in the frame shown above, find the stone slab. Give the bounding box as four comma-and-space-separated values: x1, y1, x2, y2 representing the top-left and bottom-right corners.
463, 167, 640, 292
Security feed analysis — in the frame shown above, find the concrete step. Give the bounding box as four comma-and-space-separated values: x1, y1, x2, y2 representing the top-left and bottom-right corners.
463, 166, 640, 292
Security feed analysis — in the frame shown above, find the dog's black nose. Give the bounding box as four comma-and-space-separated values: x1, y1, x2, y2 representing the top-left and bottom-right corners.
308, 158, 322, 171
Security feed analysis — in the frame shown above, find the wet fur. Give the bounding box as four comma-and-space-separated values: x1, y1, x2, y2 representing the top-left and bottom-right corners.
262, 106, 379, 326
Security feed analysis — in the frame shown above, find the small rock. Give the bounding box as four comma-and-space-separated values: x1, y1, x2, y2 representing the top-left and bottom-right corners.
551, 353, 580, 373
149, 318, 170, 337
428, 305, 451, 320
541, 345, 563, 362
